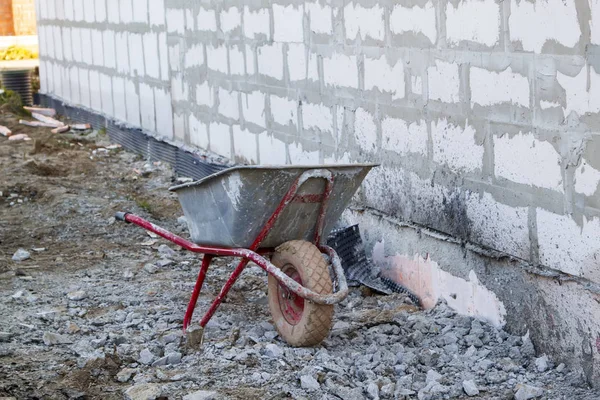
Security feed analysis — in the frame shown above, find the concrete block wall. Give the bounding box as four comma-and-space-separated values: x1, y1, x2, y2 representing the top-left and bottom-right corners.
35, 0, 600, 384
35, 0, 173, 140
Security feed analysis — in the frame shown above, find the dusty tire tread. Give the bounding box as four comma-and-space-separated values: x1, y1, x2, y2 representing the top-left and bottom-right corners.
268, 240, 334, 347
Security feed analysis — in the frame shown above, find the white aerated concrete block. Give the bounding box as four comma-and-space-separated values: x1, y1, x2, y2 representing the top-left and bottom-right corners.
128, 33, 145, 76
273, 4, 304, 42
115, 32, 129, 74
71, 28, 82, 62
149, 0, 165, 26
132, 0, 148, 23
89, 70, 102, 112
307, 2, 332, 34
112, 76, 127, 122
428, 60, 460, 103
390, 2, 437, 44
73, 0, 84, 21
258, 132, 287, 165
229, 46, 245, 75
91, 30, 104, 66
79, 68, 90, 108
242, 91, 266, 127
103, 30, 116, 69
495, 132, 563, 191
210, 122, 232, 159
125, 79, 141, 127
171, 74, 188, 102
323, 53, 358, 88
509, 0, 580, 53
233, 125, 258, 164
173, 112, 185, 141
537, 209, 600, 279
189, 113, 209, 148
221, 7, 241, 33
185, 44, 204, 68
143, 33, 160, 79
246, 45, 256, 75
119, 0, 133, 23
381, 117, 427, 156
446, 0, 500, 46
364, 55, 405, 100
84, 0, 95, 22
154, 87, 174, 139
258, 43, 284, 80
431, 118, 483, 172
159, 33, 169, 81
107, 0, 119, 23
592, 0, 600, 45
470, 66, 529, 107
198, 8, 217, 31
53, 26, 63, 61
69, 66, 80, 104
302, 102, 332, 133
344, 3, 384, 41
466, 192, 530, 259
206, 45, 228, 74
354, 108, 378, 152
244, 7, 270, 39
139, 83, 156, 131
556, 67, 600, 115
95, 0, 106, 22
196, 81, 213, 107
167, 8, 185, 35
270, 95, 297, 127
289, 142, 320, 164
218, 88, 240, 120
64, 0, 74, 20
100, 73, 113, 115
575, 159, 600, 196
186, 9, 193, 31
62, 28, 72, 61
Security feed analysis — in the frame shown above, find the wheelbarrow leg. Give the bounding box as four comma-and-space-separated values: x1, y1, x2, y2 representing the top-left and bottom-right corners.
183, 255, 213, 332
199, 258, 250, 328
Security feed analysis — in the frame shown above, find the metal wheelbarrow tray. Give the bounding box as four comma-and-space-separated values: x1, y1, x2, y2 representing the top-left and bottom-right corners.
116, 164, 377, 347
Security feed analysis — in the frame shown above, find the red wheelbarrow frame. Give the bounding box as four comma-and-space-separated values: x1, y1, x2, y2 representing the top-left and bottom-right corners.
116, 169, 349, 336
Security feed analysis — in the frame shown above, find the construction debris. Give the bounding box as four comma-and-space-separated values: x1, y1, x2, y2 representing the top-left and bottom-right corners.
31, 112, 64, 127
19, 119, 57, 128
7, 133, 31, 141
0, 125, 11, 137
51, 125, 71, 134
23, 106, 57, 116
71, 123, 92, 130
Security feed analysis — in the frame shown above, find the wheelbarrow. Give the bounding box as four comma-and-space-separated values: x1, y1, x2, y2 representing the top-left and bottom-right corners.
116, 164, 377, 346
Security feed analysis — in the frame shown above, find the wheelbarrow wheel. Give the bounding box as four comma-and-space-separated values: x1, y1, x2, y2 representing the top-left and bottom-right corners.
268, 240, 334, 347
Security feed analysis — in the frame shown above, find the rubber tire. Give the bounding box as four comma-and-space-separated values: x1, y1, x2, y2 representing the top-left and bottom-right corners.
268, 240, 334, 347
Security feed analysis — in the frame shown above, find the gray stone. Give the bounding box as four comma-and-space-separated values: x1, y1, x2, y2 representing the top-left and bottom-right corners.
462, 380, 479, 396
167, 352, 182, 364
300, 375, 320, 391
158, 244, 176, 257
182, 390, 218, 400
12, 248, 30, 261
380, 383, 395, 399
464, 334, 483, 347
66, 290, 87, 301
156, 258, 173, 268
43, 332, 73, 345
116, 368, 136, 383
138, 349, 155, 365
143, 263, 159, 274
161, 332, 180, 344
556, 363, 566, 372
365, 381, 379, 399
177, 216, 188, 226
151, 356, 168, 367
124, 383, 162, 400
426, 369, 442, 383
264, 343, 283, 358
123, 270, 135, 279
0, 332, 12, 342
514, 384, 544, 400
534, 355, 549, 372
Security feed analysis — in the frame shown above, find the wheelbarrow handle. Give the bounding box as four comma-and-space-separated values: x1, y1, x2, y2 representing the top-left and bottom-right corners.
115, 211, 131, 222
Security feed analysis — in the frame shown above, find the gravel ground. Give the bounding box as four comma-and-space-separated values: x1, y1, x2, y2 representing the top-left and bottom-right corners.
1, 110, 599, 399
